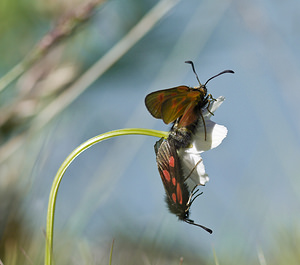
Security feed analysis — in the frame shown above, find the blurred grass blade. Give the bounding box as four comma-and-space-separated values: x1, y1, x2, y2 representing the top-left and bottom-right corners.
109, 239, 115, 265
0, 0, 180, 164
0, 0, 106, 93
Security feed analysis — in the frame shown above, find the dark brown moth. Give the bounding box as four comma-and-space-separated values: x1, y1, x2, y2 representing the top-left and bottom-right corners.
154, 138, 212, 234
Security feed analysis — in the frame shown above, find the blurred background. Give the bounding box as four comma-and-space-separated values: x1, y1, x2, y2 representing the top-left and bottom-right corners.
1, 0, 300, 264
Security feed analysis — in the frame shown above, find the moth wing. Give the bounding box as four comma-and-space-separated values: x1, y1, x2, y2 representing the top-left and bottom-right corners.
145, 86, 190, 121
177, 100, 198, 127
156, 140, 176, 190
155, 140, 187, 206
160, 90, 199, 124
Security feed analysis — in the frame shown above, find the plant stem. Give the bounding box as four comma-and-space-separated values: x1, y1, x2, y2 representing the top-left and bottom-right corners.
44, 128, 168, 265
109, 239, 115, 265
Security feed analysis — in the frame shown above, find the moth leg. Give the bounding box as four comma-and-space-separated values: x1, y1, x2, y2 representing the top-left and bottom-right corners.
206, 94, 216, 116
199, 110, 207, 140
184, 159, 203, 182
186, 184, 202, 208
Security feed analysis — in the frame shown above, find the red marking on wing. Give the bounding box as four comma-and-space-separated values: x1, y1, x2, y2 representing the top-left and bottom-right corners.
171, 97, 184, 108
187, 91, 199, 97
158, 93, 164, 102
163, 170, 171, 182
177, 86, 188, 92
172, 193, 177, 203
178, 101, 198, 127
145, 86, 190, 121
169, 156, 175, 167
172, 177, 176, 186
160, 91, 199, 125
176, 183, 183, 204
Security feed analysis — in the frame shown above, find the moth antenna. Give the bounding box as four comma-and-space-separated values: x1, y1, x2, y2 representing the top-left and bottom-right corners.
204, 70, 234, 86
184, 218, 213, 234
185, 60, 202, 86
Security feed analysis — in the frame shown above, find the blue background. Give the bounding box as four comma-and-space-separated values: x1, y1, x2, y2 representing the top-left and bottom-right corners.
1, 0, 300, 263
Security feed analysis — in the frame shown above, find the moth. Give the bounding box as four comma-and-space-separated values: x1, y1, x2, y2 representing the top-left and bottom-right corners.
145, 61, 234, 148
154, 138, 212, 234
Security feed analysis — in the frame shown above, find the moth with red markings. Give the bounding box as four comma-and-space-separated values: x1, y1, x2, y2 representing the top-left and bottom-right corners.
147, 61, 232, 233
154, 137, 213, 234
145, 61, 234, 148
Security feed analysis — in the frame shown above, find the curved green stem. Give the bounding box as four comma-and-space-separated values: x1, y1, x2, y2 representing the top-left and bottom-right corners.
44, 128, 168, 265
